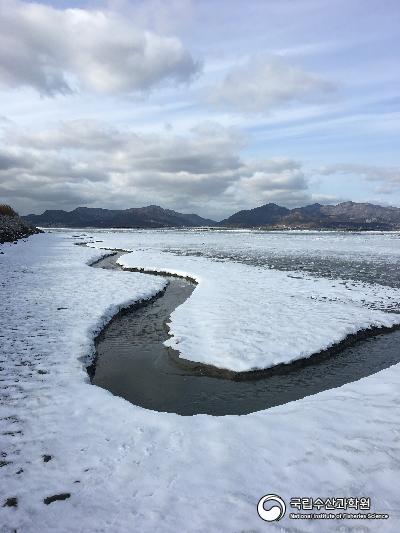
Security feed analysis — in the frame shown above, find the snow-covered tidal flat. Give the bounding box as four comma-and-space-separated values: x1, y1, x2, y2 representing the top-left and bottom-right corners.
1, 229, 400, 532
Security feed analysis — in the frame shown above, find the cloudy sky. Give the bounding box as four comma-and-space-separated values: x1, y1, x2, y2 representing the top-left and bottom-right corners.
0, 0, 399, 219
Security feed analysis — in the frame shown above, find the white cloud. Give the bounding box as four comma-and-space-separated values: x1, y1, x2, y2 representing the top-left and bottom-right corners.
0, 0, 199, 95
319, 164, 400, 193
207, 56, 336, 113
225, 159, 310, 207
0, 119, 315, 218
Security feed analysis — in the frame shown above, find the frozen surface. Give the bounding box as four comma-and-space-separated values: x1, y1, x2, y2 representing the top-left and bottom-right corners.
118, 249, 400, 371
82, 231, 400, 372
83, 227, 400, 286
1, 231, 400, 532
81, 226, 400, 262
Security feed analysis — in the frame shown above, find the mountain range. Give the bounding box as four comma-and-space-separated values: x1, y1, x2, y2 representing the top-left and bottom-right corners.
23, 205, 215, 229
220, 201, 400, 230
23, 201, 400, 231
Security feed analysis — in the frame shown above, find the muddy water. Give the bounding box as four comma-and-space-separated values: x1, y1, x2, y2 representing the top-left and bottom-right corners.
90, 253, 400, 416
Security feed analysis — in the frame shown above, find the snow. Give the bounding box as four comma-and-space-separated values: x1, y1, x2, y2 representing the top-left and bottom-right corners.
1, 230, 400, 532
116, 249, 400, 371
76, 229, 400, 372
81, 226, 400, 262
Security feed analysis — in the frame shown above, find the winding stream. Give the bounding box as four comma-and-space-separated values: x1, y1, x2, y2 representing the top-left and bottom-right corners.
89, 252, 400, 416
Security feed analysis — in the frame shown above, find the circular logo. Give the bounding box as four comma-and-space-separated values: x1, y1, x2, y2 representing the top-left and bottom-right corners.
257, 494, 286, 522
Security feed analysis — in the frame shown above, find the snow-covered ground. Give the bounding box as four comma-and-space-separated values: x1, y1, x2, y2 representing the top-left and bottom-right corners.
81, 228, 400, 371
116, 249, 400, 371
1, 230, 400, 532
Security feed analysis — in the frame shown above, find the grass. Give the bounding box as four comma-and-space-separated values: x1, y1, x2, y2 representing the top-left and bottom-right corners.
0, 204, 18, 217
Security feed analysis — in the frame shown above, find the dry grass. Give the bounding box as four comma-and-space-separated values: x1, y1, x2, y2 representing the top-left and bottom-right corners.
0, 204, 18, 217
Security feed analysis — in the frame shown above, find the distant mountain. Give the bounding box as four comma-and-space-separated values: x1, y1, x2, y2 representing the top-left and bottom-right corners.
220, 203, 290, 227
22, 201, 400, 231
23, 205, 216, 228
220, 201, 400, 230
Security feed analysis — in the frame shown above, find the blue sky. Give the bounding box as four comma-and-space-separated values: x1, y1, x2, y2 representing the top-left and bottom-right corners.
0, 0, 399, 219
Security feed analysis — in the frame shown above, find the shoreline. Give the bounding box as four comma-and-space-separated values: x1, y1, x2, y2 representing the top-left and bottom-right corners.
0, 214, 42, 245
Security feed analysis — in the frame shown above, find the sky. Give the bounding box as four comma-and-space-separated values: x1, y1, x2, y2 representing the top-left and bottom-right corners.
0, 0, 399, 220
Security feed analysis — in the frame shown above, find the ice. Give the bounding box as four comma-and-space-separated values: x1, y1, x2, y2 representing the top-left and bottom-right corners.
118, 250, 400, 370
1, 231, 399, 532
85, 233, 400, 372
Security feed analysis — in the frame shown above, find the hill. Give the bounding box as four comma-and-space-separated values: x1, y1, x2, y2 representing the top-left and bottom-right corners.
22, 201, 400, 231
0, 204, 42, 244
23, 205, 216, 228
220, 202, 400, 230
